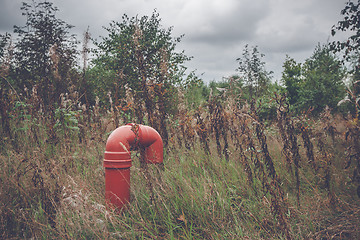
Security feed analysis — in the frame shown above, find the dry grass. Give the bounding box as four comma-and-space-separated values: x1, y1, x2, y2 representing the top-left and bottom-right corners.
0, 89, 360, 239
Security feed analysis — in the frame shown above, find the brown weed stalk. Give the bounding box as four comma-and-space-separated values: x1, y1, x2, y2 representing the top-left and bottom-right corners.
208, 95, 229, 161
317, 134, 335, 206
344, 123, 360, 198
195, 110, 211, 155
276, 94, 302, 206
297, 116, 317, 171
251, 103, 291, 239
238, 106, 292, 240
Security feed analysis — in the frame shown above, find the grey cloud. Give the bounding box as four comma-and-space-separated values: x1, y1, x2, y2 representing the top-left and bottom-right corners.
0, 0, 352, 82
185, 0, 270, 45
0, 0, 24, 34
257, 20, 327, 54
254, 0, 345, 57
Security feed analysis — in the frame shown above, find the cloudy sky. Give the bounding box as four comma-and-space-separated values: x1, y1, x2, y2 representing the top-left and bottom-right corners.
0, 0, 351, 82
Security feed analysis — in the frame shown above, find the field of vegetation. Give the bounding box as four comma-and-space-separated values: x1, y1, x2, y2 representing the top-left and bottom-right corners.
1, 1, 360, 239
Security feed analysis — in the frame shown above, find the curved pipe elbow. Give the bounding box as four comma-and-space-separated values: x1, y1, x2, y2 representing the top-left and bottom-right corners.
104, 124, 163, 210
104, 124, 163, 168
139, 125, 163, 164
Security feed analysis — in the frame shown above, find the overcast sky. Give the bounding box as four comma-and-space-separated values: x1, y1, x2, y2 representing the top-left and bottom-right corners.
0, 0, 351, 83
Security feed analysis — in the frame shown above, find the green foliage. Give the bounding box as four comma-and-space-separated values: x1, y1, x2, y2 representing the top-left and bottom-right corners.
207, 75, 245, 103
282, 44, 346, 115
12, 101, 33, 132
91, 10, 193, 118
0, 32, 13, 89
0, 33, 14, 146
282, 56, 302, 105
183, 78, 209, 109
2, 2, 360, 239
54, 107, 80, 134
0, 33, 11, 63
257, 82, 285, 122
208, 79, 231, 97
300, 44, 346, 114
331, 0, 360, 65
331, 0, 360, 97
12, 0, 78, 108
236, 44, 273, 99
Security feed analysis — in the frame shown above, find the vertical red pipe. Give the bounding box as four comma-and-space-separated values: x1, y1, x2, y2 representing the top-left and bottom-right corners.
104, 124, 163, 210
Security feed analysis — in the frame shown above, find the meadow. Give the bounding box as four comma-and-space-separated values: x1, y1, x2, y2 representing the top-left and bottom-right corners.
1, 89, 359, 239
1, 1, 360, 238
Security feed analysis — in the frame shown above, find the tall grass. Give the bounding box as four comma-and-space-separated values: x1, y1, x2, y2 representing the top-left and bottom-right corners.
1, 88, 360, 239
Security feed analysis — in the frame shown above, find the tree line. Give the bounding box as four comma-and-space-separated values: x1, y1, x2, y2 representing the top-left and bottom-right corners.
1, 0, 359, 133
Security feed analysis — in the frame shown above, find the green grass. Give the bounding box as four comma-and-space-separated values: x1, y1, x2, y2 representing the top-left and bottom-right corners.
1, 111, 360, 239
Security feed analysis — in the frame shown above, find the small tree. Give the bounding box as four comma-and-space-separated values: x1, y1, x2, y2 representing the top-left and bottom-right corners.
282, 56, 302, 106
299, 44, 346, 114
331, 0, 360, 66
0, 33, 12, 65
281, 45, 346, 114
0, 33, 14, 143
13, 0, 78, 109
331, 0, 360, 199
331, 0, 360, 98
236, 44, 272, 99
92, 10, 193, 145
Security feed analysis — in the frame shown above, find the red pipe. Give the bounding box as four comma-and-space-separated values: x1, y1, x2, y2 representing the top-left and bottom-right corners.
104, 123, 163, 210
